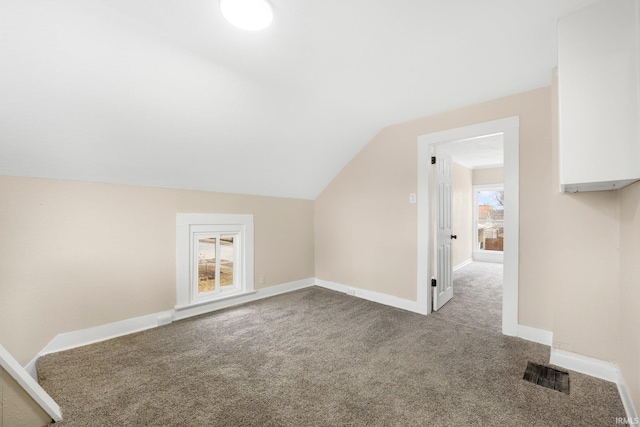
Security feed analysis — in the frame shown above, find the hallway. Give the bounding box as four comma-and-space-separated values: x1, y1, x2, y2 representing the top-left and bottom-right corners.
435, 261, 503, 333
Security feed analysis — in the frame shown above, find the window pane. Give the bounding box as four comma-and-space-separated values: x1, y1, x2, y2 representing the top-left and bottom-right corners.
477, 221, 503, 251
219, 237, 234, 287
477, 191, 504, 220
198, 238, 216, 293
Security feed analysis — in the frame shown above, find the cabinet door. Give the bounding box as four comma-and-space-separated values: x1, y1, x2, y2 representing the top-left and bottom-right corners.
558, 0, 640, 192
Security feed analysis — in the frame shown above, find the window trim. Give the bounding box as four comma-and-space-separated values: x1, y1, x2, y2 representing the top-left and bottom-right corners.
176, 214, 254, 309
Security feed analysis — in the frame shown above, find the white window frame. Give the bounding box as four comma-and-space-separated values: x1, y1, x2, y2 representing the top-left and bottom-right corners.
191, 226, 241, 302
473, 184, 504, 263
176, 214, 254, 309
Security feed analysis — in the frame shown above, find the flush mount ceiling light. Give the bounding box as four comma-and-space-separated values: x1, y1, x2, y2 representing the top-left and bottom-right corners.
219, 0, 273, 31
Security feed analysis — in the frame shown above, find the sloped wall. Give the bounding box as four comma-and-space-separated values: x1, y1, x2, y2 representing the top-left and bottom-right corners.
0, 177, 315, 366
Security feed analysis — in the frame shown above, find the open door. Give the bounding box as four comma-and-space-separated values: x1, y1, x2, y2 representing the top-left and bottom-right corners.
432, 149, 454, 311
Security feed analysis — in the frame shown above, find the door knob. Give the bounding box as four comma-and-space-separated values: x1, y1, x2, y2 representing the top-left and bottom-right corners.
451, 234, 457, 239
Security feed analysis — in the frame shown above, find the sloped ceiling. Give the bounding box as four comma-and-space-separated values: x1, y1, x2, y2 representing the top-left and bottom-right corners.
0, 0, 596, 199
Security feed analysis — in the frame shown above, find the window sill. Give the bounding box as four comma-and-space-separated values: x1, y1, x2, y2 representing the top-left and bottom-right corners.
175, 290, 257, 312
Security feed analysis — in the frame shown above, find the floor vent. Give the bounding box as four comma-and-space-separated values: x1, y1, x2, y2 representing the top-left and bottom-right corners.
523, 361, 570, 395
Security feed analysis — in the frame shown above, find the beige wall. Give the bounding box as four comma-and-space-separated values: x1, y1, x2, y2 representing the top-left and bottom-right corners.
548, 69, 620, 362
315, 82, 624, 364
472, 167, 503, 186
1, 367, 51, 427
314, 121, 419, 300
452, 163, 473, 267
0, 176, 315, 366
619, 180, 640, 411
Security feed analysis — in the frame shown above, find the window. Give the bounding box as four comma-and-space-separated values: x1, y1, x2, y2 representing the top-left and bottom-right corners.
194, 228, 239, 300
197, 236, 234, 292
177, 214, 254, 308
474, 185, 504, 254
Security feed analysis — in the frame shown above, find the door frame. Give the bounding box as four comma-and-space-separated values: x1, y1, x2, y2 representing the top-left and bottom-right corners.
416, 116, 519, 336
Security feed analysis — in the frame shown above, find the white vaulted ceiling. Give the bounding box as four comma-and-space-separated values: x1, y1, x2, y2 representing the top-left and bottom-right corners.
0, 0, 597, 199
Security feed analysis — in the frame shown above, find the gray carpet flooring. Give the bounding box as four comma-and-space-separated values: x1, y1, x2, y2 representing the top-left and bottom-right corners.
436, 261, 503, 334
38, 274, 625, 426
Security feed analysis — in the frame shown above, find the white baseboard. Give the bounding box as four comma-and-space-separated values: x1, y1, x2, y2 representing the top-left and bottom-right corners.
25, 277, 315, 380
315, 279, 422, 314
453, 259, 473, 272
25, 309, 174, 381
617, 373, 639, 425
549, 348, 619, 383
517, 325, 553, 346
512, 327, 638, 422
550, 348, 638, 423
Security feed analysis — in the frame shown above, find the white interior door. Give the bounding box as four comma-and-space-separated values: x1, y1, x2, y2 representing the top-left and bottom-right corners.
433, 149, 454, 311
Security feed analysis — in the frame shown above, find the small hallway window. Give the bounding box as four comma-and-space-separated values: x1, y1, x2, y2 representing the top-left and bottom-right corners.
473, 185, 504, 262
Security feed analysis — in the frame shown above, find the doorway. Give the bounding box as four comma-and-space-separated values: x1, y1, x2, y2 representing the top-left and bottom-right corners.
435, 135, 505, 332
416, 116, 519, 336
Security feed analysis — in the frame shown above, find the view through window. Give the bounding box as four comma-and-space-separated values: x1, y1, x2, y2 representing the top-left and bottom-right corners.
476, 189, 504, 252
198, 236, 235, 293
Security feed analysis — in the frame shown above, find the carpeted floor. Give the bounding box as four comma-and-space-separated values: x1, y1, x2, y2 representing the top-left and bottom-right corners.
38, 277, 625, 426
436, 261, 503, 334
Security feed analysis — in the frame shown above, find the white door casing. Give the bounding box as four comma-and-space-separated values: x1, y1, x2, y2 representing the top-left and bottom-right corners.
417, 116, 519, 336
433, 148, 454, 310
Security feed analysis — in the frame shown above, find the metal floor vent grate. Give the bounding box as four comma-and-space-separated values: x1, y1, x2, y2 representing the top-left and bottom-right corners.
523, 362, 570, 395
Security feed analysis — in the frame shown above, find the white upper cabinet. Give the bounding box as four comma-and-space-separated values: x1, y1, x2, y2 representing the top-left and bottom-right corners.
558, 0, 640, 192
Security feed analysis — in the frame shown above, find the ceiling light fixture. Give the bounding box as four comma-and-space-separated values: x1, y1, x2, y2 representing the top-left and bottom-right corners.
219, 0, 273, 31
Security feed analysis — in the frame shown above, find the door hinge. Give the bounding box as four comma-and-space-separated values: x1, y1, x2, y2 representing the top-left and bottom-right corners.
431, 278, 437, 287
431, 156, 436, 164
